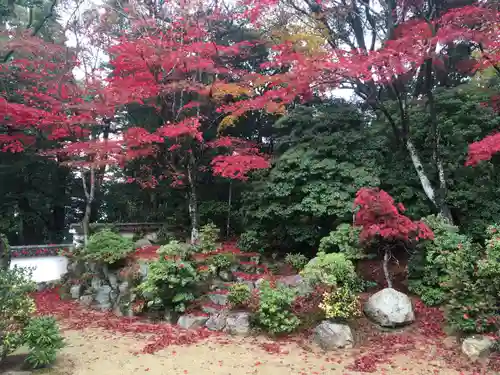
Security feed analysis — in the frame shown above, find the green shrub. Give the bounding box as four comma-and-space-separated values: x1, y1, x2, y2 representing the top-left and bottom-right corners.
136, 257, 199, 313
0, 233, 10, 270
196, 222, 220, 253
284, 253, 308, 271
444, 225, 500, 335
237, 230, 265, 252
227, 283, 251, 308
318, 224, 366, 260
319, 287, 361, 320
209, 253, 235, 273
253, 281, 300, 335
157, 240, 192, 259
83, 229, 133, 263
408, 215, 472, 306
300, 252, 358, 289
23, 316, 64, 369
0, 267, 36, 362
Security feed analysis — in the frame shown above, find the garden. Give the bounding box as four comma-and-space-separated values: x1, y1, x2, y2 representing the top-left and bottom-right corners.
1, 0, 500, 374
1, 188, 500, 374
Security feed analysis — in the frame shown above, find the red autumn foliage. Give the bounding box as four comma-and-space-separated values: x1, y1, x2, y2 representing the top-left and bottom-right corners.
33, 289, 215, 354
353, 187, 434, 243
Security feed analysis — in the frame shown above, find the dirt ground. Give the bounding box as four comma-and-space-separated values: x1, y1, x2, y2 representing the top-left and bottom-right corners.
2, 328, 474, 375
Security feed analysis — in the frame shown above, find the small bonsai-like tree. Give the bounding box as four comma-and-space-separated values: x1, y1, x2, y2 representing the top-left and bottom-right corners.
353, 188, 434, 288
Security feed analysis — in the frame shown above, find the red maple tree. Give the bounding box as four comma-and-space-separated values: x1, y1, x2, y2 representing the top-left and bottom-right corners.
353, 187, 434, 288
0, 1, 270, 243
222, 1, 500, 221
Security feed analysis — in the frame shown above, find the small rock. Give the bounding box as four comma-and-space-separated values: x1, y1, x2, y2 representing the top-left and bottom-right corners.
277, 274, 304, 287
364, 288, 414, 327
224, 311, 251, 335
209, 293, 228, 306
164, 310, 178, 324
206, 310, 229, 331
177, 314, 208, 329
70, 284, 83, 299
36, 282, 48, 292
461, 335, 495, 361
144, 232, 158, 243
135, 238, 152, 248
254, 277, 267, 288
313, 321, 354, 350
139, 262, 149, 278
218, 270, 233, 282
118, 281, 129, 294
79, 294, 93, 307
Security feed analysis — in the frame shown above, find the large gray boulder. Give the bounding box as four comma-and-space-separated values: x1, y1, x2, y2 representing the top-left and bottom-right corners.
313, 321, 354, 350
205, 310, 229, 331
224, 311, 251, 335
364, 288, 414, 327
177, 314, 208, 330
135, 238, 152, 248
94, 285, 112, 311
461, 335, 495, 361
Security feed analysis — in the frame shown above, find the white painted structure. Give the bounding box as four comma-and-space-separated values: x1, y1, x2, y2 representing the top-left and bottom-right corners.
10, 256, 69, 283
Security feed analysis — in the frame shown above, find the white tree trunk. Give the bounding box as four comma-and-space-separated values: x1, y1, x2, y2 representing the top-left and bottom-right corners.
406, 138, 437, 205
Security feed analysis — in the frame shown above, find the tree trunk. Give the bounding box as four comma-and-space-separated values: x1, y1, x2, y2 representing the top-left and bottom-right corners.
81, 167, 95, 247
405, 138, 453, 222
383, 248, 393, 289
187, 164, 199, 244
226, 180, 232, 238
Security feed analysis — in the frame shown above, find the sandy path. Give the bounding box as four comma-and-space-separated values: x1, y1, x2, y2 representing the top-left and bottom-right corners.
33, 329, 466, 375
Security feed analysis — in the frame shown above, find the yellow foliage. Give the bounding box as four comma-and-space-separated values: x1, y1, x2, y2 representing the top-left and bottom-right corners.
217, 115, 238, 132
212, 83, 252, 99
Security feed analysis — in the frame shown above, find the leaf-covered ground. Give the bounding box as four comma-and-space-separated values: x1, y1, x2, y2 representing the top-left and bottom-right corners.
2, 290, 497, 375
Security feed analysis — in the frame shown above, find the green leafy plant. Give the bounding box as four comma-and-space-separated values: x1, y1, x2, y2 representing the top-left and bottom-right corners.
284, 253, 308, 271
0, 233, 10, 270
158, 240, 193, 259
237, 230, 265, 252
253, 281, 300, 335
444, 225, 500, 335
300, 252, 358, 289
408, 215, 473, 306
196, 222, 220, 253
319, 287, 361, 320
0, 266, 36, 362
318, 224, 366, 260
23, 316, 64, 369
227, 283, 251, 308
83, 229, 134, 264
136, 256, 200, 313
209, 253, 235, 273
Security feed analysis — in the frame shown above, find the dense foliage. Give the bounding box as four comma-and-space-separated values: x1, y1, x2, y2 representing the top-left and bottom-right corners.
23, 316, 64, 369
83, 229, 134, 264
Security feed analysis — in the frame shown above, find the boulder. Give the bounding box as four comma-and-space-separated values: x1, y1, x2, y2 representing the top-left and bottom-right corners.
277, 274, 304, 287
218, 270, 233, 282
224, 311, 251, 335
108, 272, 118, 288
70, 284, 83, 299
364, 288, 414, 327
118, 281, 129, 294
313, 321, 354, 350
461, 335, 495, 361
209, 292, 228, 306
94, 285, 112, 311
135, 238, 152, 248
79, 294, 93, 307
177, 314, 208, 330
206, 310, 229, 331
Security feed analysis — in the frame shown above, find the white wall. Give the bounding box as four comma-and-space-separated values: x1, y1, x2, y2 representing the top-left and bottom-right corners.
10, 256, 68, 283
